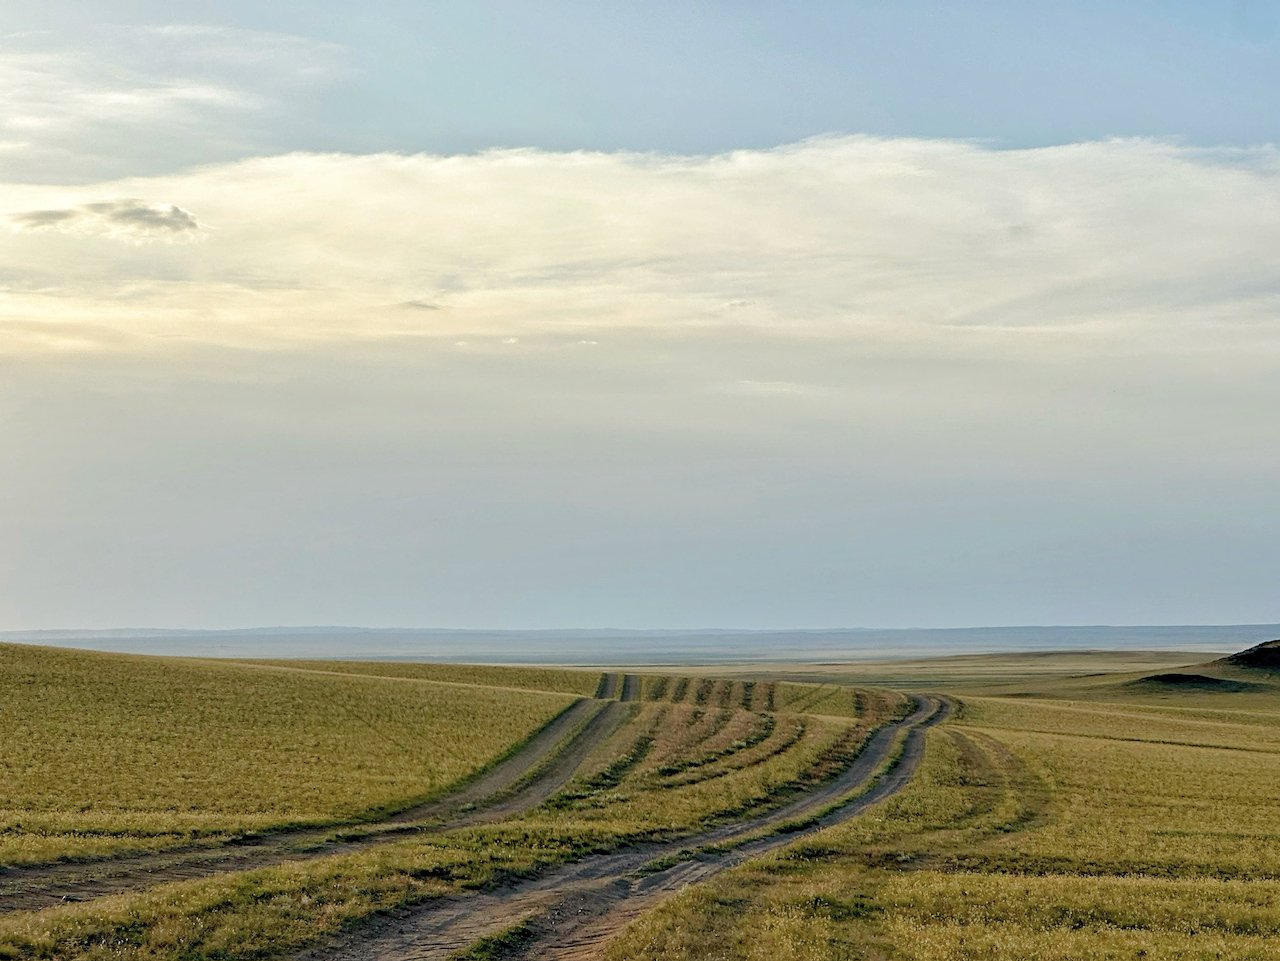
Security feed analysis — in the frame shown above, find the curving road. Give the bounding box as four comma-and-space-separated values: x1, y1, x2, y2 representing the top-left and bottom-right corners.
304, 695, 950, 961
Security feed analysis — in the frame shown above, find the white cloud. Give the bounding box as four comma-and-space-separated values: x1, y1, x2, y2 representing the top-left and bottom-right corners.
1, 136, 1277, 359
0, 25, 347, 182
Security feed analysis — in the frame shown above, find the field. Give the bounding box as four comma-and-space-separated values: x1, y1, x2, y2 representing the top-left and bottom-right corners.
249, 660, 603, 697
3, 640, 1280, 959
0, 644, 578, 866
606, 646, 1280, 961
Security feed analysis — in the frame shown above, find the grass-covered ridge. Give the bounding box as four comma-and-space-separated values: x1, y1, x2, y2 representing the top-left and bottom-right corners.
0, 643, 575, 866
244, 659, 602, 696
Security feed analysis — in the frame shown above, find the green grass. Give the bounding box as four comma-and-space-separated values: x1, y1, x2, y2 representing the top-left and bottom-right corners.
0, 667, 902, 960
604, 650, 1280, 961
246, 659, 603, 697
0, 644, 575, 866
448, 918, 540, 960
696, 649, 1227, 696
15, 644, 1277, 961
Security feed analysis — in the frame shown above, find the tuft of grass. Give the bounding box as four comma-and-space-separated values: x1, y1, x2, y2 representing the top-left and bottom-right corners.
448, 917, 539, 960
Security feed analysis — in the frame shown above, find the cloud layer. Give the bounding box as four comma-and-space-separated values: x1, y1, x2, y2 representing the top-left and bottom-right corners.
2, 137, 1278, 628
1, 136, 1278, 354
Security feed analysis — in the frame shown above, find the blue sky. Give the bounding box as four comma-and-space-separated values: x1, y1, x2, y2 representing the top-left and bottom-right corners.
5, 1, 1280, 180
1, 4, 1278, 630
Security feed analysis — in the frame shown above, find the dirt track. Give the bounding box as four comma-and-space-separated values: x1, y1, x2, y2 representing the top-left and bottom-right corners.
304, 695, 950, 961
619, 673, 640, 702
0, 674, 638, 914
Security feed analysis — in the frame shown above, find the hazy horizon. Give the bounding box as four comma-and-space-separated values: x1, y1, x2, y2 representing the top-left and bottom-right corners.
4, 623, 1277, 665
6, 620, 1280, 636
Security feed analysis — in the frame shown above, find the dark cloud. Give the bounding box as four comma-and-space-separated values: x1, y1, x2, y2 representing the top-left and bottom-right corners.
11, 209, 78, 227
83, 200, 201, 232
10, 199, 203, 240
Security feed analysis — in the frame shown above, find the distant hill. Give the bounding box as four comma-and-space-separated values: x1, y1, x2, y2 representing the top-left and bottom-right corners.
1125, 672, 1263, 693
1119, 638, 1280, 695
1218, 639, 1280, 671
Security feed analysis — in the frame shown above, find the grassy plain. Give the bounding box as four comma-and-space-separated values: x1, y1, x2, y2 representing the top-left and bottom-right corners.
10, 642, 1279, 960
670, 649, 1224, 695
606, 648, 1280, 960
0, 644, 576, 867
249, 660, 602, 696
0, 660, 900, 960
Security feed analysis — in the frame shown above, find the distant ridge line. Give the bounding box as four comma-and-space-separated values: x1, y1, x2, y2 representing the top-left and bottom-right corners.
5, 623, 1280, 640
3, 624, 1279, 666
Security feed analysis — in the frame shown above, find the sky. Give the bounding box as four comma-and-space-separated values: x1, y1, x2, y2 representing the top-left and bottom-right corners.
1, 2, 1278, 630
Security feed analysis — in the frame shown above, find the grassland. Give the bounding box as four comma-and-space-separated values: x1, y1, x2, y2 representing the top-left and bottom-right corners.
0, 656, 905, 960
249, 660, 602, 696
636, 674, 873, 719
674, 649, 1225, 696
605, 647, 1280, 960
9, 641, 1280, 960
0, 644, 577, 867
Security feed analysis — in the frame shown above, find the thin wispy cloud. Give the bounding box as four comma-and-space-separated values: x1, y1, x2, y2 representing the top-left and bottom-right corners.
2, 137, 1277, 354
0, 26, 347, 182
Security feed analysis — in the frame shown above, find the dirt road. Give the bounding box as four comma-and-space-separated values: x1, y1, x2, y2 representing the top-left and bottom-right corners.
0, 675, 639, 913
304, 695, 949, 961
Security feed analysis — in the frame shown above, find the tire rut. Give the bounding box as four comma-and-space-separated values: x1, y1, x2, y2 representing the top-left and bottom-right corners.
0, 678, 630, 914
303, 695, 950, 961
618, 674, 640, 702
522, 697, 951, 961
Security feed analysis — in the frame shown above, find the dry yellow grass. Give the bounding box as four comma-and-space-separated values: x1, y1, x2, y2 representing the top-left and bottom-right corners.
605, 653, 1280, 961
21, 644, 1272, 961
245, 659, 603, 696
0, 670, 900, 960
0, 644, 575, 866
